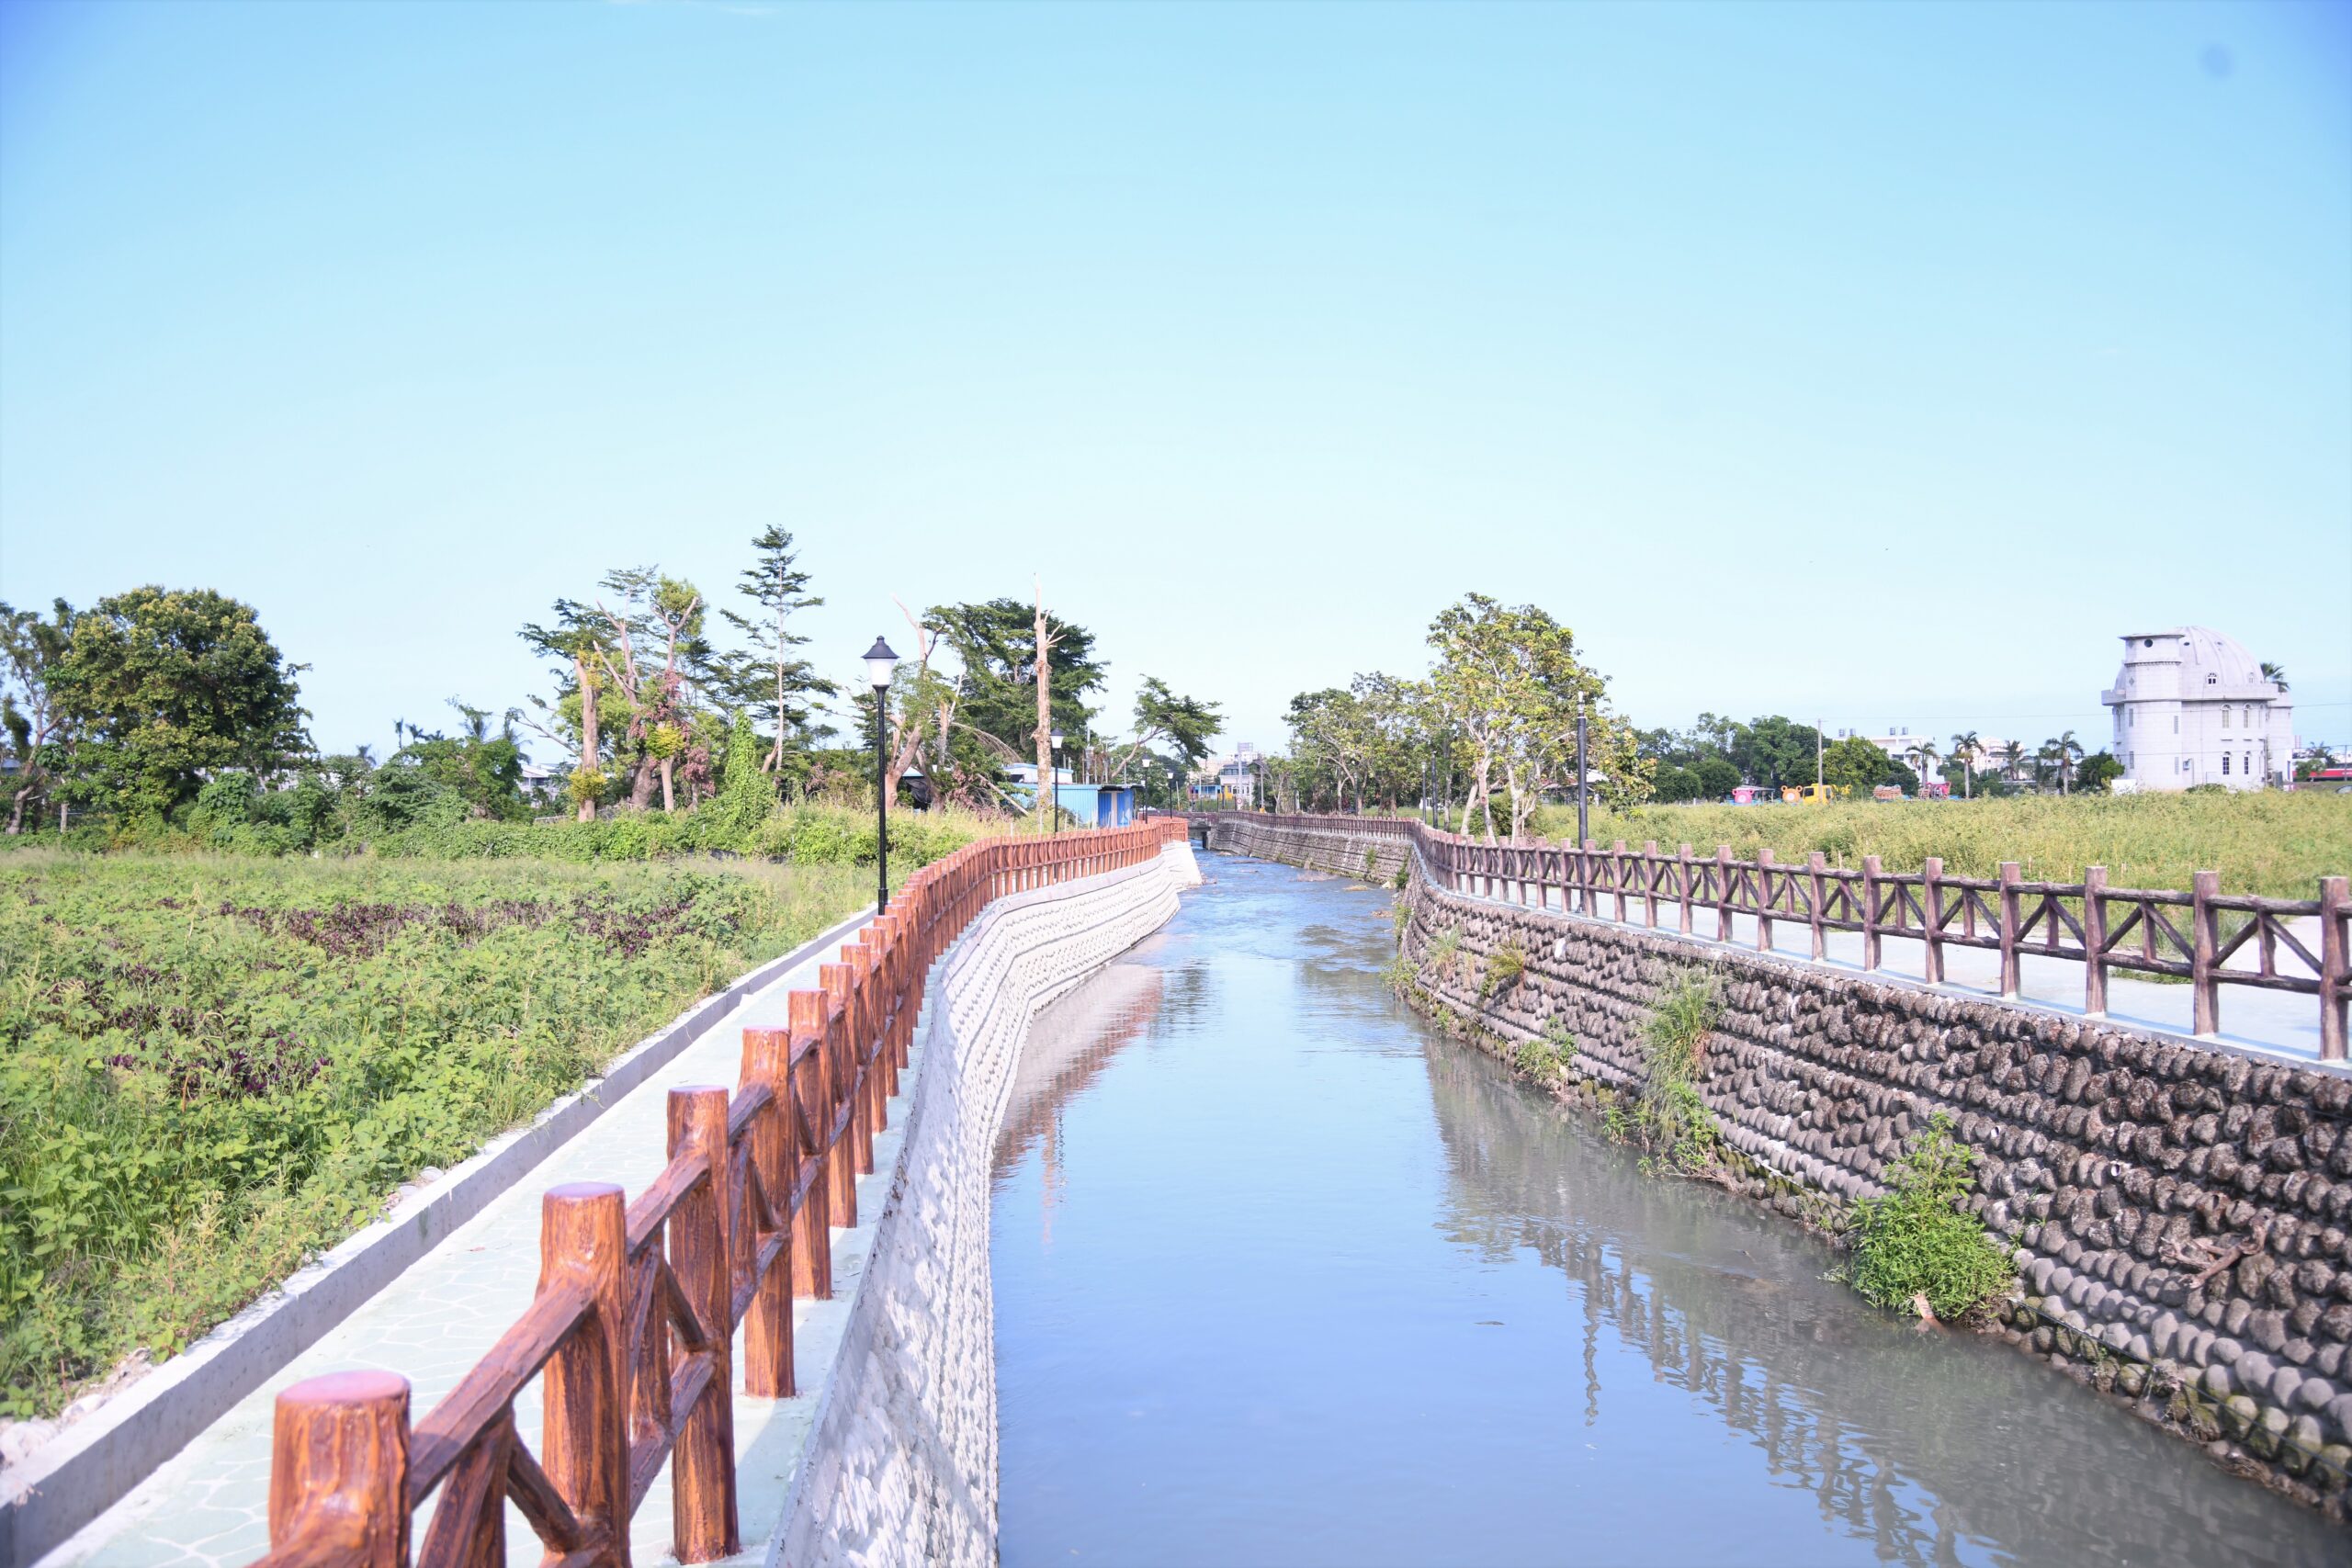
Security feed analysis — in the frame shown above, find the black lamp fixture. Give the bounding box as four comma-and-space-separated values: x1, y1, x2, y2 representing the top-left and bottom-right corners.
864, 637, 897, 914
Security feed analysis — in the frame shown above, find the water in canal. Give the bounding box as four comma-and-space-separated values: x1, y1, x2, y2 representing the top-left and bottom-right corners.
989, 853, 2344, 1566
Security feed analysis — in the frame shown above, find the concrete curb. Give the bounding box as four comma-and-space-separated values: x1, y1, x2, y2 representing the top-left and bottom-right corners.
1, 905, 874, 1568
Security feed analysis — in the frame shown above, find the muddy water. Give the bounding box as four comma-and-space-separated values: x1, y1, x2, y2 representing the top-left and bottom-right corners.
989, 852, 2343, 1566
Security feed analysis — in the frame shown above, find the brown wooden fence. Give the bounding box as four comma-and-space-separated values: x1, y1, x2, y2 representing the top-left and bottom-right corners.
253, 818, 1189, 1568
1193, 811, 2349, 1061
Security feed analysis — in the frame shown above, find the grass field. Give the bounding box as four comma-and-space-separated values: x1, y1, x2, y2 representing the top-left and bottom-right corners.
0, 852, 872, 1420
1523, 790, 2352, 899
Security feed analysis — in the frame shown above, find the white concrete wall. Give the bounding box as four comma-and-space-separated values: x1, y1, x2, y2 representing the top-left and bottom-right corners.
771, 840, 1201, 1568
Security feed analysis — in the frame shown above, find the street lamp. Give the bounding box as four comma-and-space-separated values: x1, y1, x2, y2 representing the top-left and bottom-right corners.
1048, 727, 1066, 828
863, 637, 897, 914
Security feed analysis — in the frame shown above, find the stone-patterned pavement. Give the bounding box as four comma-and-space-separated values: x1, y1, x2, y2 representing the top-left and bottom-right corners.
44, 915, 906, 1568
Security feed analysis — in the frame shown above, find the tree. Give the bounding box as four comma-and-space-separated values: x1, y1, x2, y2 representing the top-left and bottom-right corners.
0, 599, 75, 833
1821, 736, 1901, 795
2048, 729, 2084, 795
712, 526, 834, 774
1106, 676, 1223, 781
1995, 739, 2027, 783
2076, 750, 2125, 794
2261, 661, 2289, 692
523, 569, 710, 816
924, 596, 1104, 760
48, 587, 309, 818
1427, 593, 1642, 841
1949, 730, 1981, 799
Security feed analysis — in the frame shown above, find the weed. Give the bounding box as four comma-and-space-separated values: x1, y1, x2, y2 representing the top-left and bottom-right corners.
1480, 942, 1527, 998
1426, 924, 1463, 981
1844, 1111, 2015, 1322
1634, 969, 1720, 1173
1364, 847, 1380, 878
1513, 1020, 1577, 1081
1393, 863, 1409, 891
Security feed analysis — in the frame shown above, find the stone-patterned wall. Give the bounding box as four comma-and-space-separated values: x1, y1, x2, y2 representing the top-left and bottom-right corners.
1230, 818, 2352, 1518
773, 841, 1202, 1567
1204, 817, 1409, 885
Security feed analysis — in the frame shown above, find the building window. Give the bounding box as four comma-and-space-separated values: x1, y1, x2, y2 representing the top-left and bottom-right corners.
2222, 755, 2231, 775
2172, 716, 2179, 734
2245, 752, 2252, 776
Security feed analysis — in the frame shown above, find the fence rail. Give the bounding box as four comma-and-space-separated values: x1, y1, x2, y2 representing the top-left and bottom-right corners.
255, 818, 1189, 1568
1187, 810, 2349, 1060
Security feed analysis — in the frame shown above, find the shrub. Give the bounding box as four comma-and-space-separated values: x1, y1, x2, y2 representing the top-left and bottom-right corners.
1426, 924, 1463, 982
1846, 1111, 2014, 1321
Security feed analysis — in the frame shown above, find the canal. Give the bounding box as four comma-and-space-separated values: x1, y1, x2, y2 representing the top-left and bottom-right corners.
989, 852, 2345, 1566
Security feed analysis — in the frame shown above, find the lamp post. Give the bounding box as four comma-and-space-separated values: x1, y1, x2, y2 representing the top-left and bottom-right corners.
863, 637, 898, 914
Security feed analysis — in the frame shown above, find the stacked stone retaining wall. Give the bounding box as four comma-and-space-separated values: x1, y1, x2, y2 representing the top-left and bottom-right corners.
774, 840, 1202, 1566
1207, 815, 2352, 1519
1203, 817, 1408, 885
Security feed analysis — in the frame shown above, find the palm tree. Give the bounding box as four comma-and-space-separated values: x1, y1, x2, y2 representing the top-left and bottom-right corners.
2262, 661, 2290, 692
1950, 730, 1981, 799
2053, 729, 2084, 795
1996, 739, 2025, 784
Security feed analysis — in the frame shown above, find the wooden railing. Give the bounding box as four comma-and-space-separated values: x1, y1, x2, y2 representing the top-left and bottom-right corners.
1197, 810, 2350, 1060
254, 818, 1189, 1568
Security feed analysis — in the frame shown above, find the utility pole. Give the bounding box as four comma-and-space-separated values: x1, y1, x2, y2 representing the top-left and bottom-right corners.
1816, 719, 1824, 796
1033, 581, 1056, 837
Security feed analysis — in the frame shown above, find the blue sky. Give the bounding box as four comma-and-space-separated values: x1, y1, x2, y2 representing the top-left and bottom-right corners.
3, 0, 2347, 762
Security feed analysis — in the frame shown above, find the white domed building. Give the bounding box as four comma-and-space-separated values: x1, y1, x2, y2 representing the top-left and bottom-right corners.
2100, 627, 2293, 791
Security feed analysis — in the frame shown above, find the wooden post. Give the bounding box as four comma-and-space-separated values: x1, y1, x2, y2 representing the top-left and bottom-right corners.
2082, 866, 2109, 1019
1998, 862, 2023, 1000
1641, 842, 1660, 929
267, 1371, 411, 1568
1860, 855, 1883, 972
540, 1183, 629, 1566
2320, 875, 2347, 1063
787, 989, 843, 1277
1755, 847, 1776, 953
1677, 843, 1693, 936
667, 1089, 741, 1562
1807, 852, 1827, 961
1921, 856, 1944, 985
1715, 846, 1735, 943
1581, 839, 1599, 918
737, 1029, 795, 1399
824, 959, 874, 1175
2192, 869, 2221, 1036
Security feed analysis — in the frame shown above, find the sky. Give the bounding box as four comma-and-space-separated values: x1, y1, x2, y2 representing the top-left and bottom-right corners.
3, 0, 2348, 765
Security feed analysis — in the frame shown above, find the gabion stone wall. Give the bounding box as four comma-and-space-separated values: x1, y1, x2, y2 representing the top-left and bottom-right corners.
1217, 815, 2352, 1520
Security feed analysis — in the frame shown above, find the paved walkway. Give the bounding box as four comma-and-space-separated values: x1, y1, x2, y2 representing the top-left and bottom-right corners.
1453, 879, 2333, 1061
46, 913, 908, 1568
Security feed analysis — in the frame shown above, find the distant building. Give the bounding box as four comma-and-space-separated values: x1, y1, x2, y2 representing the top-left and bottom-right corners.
2101, 626, 2293, 791
1190, 742, 1261, 807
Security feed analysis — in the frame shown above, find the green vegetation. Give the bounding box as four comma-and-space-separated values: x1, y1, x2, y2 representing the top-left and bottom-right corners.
1531, 790, 2352, 899
1629, 969, 1720, 1173
1480, 941, 1526, 998
1426, 924, 1464, 984
0, 852, 866, 1418
1845, 1112, 2015, 1322
1513, 1019, 1577, 1080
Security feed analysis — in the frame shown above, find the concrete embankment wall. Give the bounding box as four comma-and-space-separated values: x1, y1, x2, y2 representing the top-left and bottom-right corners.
1206, 816, 2352, 1518
775, 840, 1202, 1566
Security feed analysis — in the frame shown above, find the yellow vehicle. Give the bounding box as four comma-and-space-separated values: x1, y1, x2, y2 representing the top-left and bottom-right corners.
1781, 783, 1845, 804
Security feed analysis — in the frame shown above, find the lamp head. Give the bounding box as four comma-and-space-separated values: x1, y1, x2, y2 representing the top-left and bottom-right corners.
862, 637, 898, 692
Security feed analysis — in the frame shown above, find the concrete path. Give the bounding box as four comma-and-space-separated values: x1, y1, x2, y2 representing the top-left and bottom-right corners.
1457, 881, 2332, 1062
43, 913, 906, 1568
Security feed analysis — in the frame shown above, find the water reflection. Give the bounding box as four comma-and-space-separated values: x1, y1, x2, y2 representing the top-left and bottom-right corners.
990, 854, 2342, 1567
